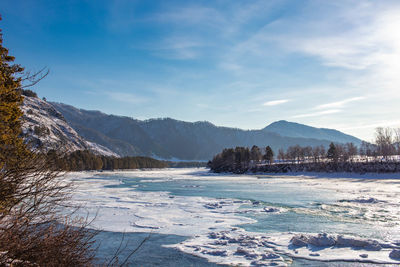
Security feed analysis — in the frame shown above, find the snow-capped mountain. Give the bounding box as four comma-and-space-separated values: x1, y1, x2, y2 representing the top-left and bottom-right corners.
21, 96, 117, 156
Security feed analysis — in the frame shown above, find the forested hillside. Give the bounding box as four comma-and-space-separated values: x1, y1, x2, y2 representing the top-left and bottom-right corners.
52, 103, 362, 160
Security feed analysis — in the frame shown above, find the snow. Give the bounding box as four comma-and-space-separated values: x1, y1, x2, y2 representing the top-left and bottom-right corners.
169, 229, 400, 266
67, 171, 255, 236
21, 96, 118, 156
64, 168, 400, 266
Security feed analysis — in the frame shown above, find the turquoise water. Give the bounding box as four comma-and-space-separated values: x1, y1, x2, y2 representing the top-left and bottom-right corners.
103, 175, 383, 239
80, 169, 400, 266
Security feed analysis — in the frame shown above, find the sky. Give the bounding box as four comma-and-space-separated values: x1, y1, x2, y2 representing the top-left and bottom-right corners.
1, 0, 400, 141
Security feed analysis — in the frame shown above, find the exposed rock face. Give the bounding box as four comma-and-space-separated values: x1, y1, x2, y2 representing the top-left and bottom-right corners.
21, 96, 117, 156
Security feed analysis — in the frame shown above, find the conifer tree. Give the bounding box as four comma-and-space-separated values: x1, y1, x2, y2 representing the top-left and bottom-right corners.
264, 146, 274, 164
0, 18, 28, 171
0, 16, 30, 213
0, 18, 97, 265
327, 142, 338, 162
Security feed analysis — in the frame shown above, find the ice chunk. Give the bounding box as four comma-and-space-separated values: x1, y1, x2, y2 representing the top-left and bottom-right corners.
336, 235, 382, 251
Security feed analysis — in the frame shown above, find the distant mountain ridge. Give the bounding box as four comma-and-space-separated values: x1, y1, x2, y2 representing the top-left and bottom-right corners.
263, 120, 361, 146
51, 102, 363, 161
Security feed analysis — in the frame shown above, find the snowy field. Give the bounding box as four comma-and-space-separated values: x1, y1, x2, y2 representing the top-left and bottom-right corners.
66, 168, 400, 266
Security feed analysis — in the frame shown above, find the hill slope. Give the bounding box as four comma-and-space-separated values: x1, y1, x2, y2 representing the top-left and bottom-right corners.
263, 120, 362, 145
21, 96, 117, 156
52, 103, 362, 160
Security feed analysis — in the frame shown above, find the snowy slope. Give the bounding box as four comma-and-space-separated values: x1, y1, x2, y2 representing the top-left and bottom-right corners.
21, 96, 118, 156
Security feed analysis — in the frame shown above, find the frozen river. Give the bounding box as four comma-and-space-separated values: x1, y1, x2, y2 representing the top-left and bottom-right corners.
67, 168, 400, 266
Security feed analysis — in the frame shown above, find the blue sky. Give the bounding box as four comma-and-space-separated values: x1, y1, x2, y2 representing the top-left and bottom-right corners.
1, 0, 400, 140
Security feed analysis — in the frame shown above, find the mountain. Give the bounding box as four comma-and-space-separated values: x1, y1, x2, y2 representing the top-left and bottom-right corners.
263, 120, 362, 146
21, 96, 117, 156
51, 102, 362, 161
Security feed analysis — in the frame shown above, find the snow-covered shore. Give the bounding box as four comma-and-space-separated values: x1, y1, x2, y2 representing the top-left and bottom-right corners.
255, 171, 400, 180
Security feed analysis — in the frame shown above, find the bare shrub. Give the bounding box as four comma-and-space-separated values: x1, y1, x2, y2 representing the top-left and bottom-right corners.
0, 152, 98, 266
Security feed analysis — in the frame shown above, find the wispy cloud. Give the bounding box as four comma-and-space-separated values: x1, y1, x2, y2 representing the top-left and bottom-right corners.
30, 0, 400, 141
292, 109, 342, 119
314, 97, 364, 110
278, 2, 400, 96
340, 120, 400, 131
147, 37, 207, 60
105, 92, 148, 104
151, 6, 226, 28
263, 99, 290, 106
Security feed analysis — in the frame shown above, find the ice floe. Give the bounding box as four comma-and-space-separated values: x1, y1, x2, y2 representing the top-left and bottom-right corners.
63, 168, 400, 266
170, 230, 400, 266
166, 228, 288, 266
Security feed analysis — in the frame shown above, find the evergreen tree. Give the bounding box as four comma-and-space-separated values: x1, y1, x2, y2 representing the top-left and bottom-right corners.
0, 21, 28, 172
264, 146, 274, 164
0, 19, 96, 265
0, 18, 31, 213
327, 142, 338, 162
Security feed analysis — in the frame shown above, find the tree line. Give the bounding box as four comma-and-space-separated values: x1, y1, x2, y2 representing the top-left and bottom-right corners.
47, 150, 169, 171
46, 150, 208, 171
207, 145, 274, 173
208, 127, 400, 174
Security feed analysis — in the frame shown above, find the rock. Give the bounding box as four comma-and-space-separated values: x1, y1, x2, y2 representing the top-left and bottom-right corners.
208, 232, 218, 239
290, 233, 335, 247
234, 247, 258, 259
203, 250, 228, 256
204, 203, 222, 209
263, 207, 279, 213
290, 234, 308, 247
213, 240, 228, 245
290, 233, 384, 252
308, 233, 336, 247
336, 235, 381, 251
359, 254, 368, 258
389, 249, 400, 260
341, 197, 383, 204
309, 253, 320, 256
234, 247, 248, 255
251, 260, 279, 266
261, 253, 280, 260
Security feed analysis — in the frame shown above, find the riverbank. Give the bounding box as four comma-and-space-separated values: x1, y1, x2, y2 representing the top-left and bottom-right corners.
210, 161, 400, 176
